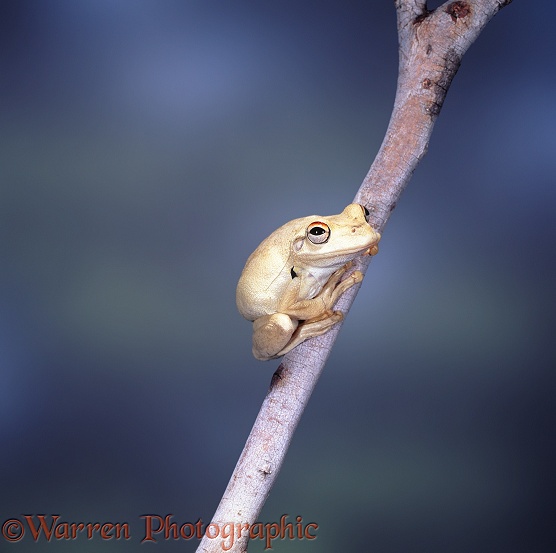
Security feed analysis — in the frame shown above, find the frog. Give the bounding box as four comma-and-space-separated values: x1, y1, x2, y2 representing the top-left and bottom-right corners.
236, 203, 380, 360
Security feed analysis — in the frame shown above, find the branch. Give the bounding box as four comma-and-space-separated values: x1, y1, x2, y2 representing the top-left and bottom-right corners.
196, 1, 512, 551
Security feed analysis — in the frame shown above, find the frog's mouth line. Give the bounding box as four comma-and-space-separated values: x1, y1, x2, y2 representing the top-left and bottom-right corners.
317, 240, 379, 259
304, 242, 379, 267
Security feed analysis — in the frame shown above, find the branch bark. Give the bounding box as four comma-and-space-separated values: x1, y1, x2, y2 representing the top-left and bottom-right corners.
196, 1, 513, 551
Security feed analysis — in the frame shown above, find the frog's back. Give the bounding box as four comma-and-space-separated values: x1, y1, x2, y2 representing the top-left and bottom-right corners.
236, 225, 296, 320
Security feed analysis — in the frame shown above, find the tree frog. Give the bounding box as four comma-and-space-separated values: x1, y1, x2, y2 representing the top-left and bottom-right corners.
236, 203, 380, 360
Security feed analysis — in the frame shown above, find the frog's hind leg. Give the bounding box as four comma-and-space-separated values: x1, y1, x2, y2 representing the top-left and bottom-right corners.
275, 311, 344, 358
252, 313, 298, 361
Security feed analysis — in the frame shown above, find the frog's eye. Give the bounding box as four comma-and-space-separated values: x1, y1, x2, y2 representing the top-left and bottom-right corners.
361, 204, 370, 222
307, 222, 330, 244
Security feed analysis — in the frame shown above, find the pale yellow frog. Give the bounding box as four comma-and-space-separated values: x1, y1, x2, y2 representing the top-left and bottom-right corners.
236, 203, 380, 360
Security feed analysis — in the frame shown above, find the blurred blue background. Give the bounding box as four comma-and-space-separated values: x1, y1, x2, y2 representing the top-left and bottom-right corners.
1, 1, 555, 552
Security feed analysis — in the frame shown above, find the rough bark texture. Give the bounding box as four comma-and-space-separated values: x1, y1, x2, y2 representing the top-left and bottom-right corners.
196, 1, 512, 551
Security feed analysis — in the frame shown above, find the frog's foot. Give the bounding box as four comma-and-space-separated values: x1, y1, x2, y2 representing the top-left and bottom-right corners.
322, 261, 353, 290
319, 265, 364, 308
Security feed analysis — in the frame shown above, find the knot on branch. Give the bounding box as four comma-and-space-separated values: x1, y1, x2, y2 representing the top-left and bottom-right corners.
420, 47, 462, 120
269, 364, 287, 391
446, 1, 471, 22
413, 10, 432, 26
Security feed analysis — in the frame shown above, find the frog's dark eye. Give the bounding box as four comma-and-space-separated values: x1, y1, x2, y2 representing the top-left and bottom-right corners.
307, 222, 330, 244
362, 205, 370, 222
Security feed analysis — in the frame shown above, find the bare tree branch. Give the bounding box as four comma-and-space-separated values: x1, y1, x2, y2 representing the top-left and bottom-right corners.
196, 1, 513, 551
396, 0, 429, 35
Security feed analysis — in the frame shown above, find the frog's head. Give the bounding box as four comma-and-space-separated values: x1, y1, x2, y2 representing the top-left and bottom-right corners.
293, 203, 380, 268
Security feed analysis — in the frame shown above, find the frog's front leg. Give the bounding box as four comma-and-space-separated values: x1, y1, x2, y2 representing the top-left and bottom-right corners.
272, 264, 363, 357
280, 262, 363, 321
252, 313, 298, 361
254, 262, 364, 360
316, 262, 363, 309
281, 262, 363, 320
